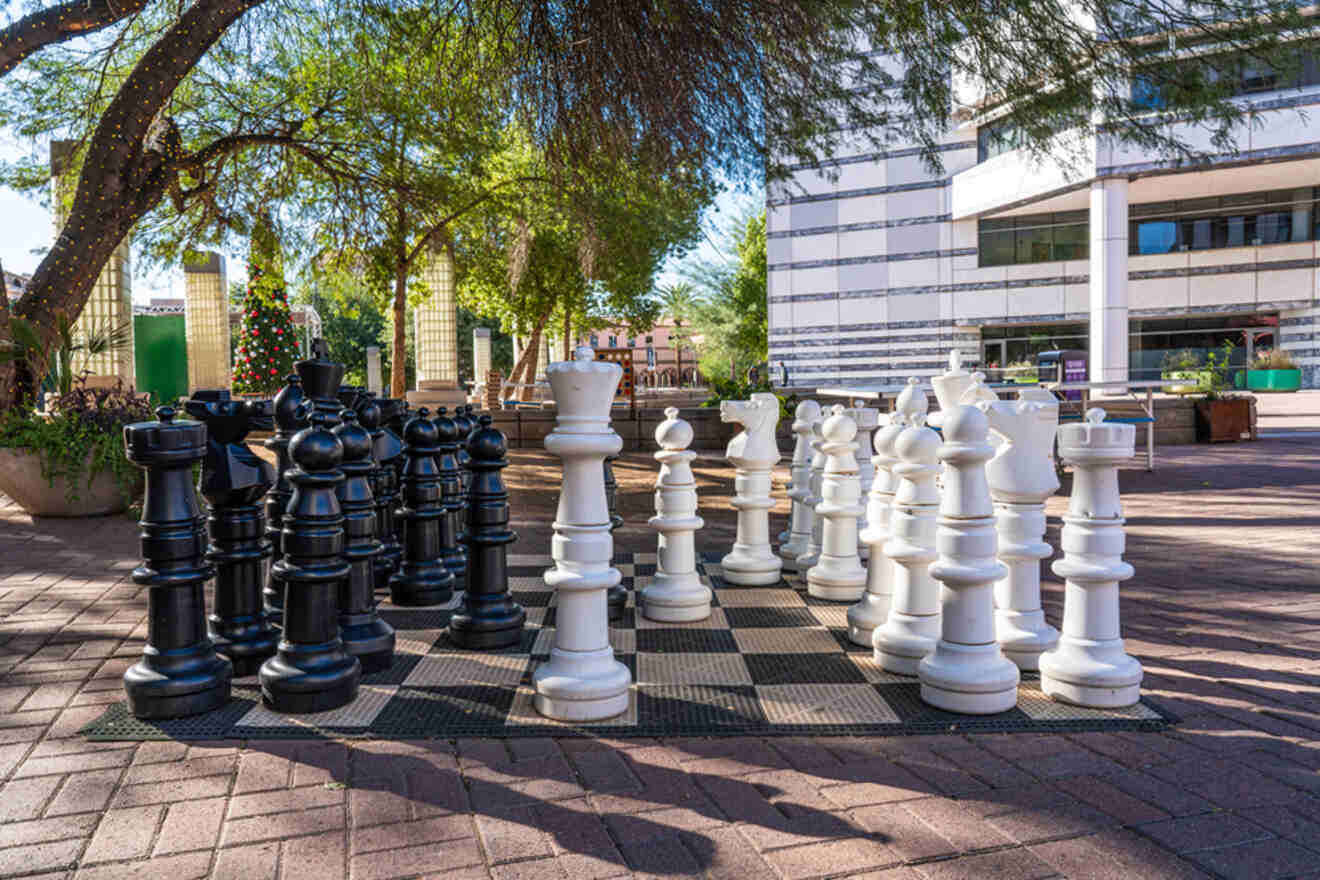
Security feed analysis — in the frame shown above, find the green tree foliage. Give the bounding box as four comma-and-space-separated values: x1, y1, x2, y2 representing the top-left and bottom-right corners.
682, 209, 768, 384
293, 263, 391, 389
232, 217, 299, 394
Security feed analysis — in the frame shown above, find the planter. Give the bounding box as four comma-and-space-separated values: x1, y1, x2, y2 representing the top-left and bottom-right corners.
0, 447, 135, 516
1194, 399, 1252, 444
1162, 370, 1212, 394
1245, 368, 1301, 392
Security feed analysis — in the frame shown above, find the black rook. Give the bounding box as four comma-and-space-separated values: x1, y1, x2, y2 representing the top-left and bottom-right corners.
448, 415, 524, 649
259, 411, 361, 713
389, 408, 455, 606
122, 407, 233, 718
332, 409, 395, 672
186, 391, 279, 676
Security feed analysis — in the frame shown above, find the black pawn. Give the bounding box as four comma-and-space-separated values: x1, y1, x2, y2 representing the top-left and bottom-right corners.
448, 415, 524, 649
260, 411, 361, 713
296, 338, 346, 423
263, 375, 308, 625
604, 453, 627, 620
451, 405, 475, 496
332, 410, 395, 673
122, 407, 233, 718
389, 408, 455, 606
358, 397, 403, 593
380, 398, 411, 549
185, 391, 279, 676
433, 408, 468, 592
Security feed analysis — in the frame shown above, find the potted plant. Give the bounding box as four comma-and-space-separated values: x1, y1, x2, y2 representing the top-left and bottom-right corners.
1237, 349, 1302, 392
1194, 341, 1252, 443
1160, 348, 1211, 394
1005, 360, 1038, 384
0, 378, 151, 516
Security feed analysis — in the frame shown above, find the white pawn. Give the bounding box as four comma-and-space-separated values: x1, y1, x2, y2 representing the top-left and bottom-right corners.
847, 410, 904, 646
793, 417, 827, 574
640, 408, 711, 622
533, 346, 631, 721
845, 407, 879, 559
918, 388, 1020, 714
984, 386, 1061, 670
873, 379, 942, 675
1040, 408, 1143, 708
806, 407, 866, 601
779, 400, 821, 569
719, 393, 783, 586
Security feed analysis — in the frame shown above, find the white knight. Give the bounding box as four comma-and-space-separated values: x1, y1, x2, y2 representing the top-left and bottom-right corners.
720, 393, 783, 586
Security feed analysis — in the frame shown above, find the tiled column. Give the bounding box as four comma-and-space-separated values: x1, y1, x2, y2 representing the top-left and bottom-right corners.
52, 140, 135, 384
473, 328, 492, 396
183, 252, 230, 393
414, 246, 458, 388
1089, 178, 1129, 388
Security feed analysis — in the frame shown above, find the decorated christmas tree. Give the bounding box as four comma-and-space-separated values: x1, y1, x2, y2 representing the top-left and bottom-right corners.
232, 216, 298, 394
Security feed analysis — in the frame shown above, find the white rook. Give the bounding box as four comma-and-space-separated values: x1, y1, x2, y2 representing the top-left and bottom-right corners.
779, 399, 821, 569
794, 417, 827, 573
640, 408, 711, 622
873, 379, 942, 675
806, 406, 866, 601
919, 392, 1020, 714
719, 393, 783, 586
984, 386, 1061, 670
533, 346, 631, 721
848, 411, 903, 646
1040, 408, 1143, 708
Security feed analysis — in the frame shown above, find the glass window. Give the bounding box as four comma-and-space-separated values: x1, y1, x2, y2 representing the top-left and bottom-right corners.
1052, 223, 1088, 260
977, 120, 1021, 163
978, 213, 1088, 266
608, 335, 617, 348
1136, 220, 1179, 254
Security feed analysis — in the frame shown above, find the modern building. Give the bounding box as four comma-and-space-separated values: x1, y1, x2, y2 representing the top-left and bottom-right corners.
581, 317, 701, 387
768, 43, 1320, 390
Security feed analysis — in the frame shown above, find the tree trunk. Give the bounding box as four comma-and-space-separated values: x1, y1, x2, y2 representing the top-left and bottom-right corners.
3, 0, 266, 411
562, 311, 571, 360
0, 0, 151, 80
390, 263, 408, 399
0, 257, 12, 408
502, 306, 552, 400
674, 319, 682, 388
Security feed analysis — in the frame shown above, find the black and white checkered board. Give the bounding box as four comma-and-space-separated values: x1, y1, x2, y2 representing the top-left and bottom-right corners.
82, 553, 1175, 740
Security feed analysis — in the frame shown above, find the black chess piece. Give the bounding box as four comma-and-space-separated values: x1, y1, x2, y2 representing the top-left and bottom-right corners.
122, 407, 233, 718
389, 408, 455, 606
332, 409, 395, 673
263, 375, 308, 625
357, 396, 402, 592
296, 339, 346, 423
185, 391, 279, 676
448, 415, 524, 649
451, 404, 475, 496
433, 408, 468, 593
379, 398, 411, 549
603, 453, 627, 620
337, 386, 362, 413
259, 411, 361, 712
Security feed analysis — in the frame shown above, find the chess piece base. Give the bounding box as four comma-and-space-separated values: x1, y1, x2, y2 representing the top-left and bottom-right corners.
260, 655, 361, 713
918, 641, 1020, 715
806, 560, 866, 602
639, 573, 712, 623
389, 567, 453, 607
532, 646, 631, 721
448, 606, 527, 650
1039, 637, 1143, 708
209, 620, 279, 678
720, 549, 783, 586
995, 608, 1060, 671
339, 613, 396, 674
846, 593, 890, 647
124, 656, 233, 720
606, 584, 628, 621
778, 538, 808, 571
873, 613, 940, 676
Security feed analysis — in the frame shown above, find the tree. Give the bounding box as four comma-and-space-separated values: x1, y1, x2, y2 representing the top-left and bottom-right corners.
0, 0, 151, 79
294, 262, 391, 388
231, 216, 298, 394
682, 209, 767, 384
654, 282, 698, 387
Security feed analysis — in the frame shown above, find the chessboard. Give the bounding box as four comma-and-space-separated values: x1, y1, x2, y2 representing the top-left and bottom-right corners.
82, 553, 1176, 741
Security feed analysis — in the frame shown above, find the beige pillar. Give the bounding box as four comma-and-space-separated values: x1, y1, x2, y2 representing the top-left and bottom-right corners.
406, 245, 465, 409
184, 252, 230, 393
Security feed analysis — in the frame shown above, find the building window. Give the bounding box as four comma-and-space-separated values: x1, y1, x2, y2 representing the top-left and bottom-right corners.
1129, 187, 1316, 255
1131, 44, 1320, 110
978, 212, 1088, 267
976, 119, 1023, 163
645, 335, 653, 344
607, 335, 617, 348
589, 334, 599, 348
627, 337, 635, 347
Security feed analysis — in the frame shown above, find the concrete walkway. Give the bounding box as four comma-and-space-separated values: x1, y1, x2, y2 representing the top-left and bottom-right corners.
0, 436, 1316, 879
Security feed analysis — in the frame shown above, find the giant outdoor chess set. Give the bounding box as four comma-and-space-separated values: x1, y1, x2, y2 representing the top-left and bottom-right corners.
83, 344, 1175, 740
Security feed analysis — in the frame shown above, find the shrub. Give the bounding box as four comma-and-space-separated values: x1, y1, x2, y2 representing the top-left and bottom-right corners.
1252, 349, 1298, 371
1161, 349, 1202, 372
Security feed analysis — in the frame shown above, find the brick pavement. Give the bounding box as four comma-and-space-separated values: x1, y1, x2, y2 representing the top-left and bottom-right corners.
0, 435, 1316, 879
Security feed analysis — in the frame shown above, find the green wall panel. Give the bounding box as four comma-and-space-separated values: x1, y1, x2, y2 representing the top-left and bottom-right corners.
133, 314, 188, 406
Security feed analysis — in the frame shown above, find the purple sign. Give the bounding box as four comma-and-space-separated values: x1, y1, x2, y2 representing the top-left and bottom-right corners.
1064, 358, 1087, 400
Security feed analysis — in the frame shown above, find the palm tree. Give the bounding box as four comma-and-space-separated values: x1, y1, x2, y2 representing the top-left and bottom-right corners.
655, 282, 697, 388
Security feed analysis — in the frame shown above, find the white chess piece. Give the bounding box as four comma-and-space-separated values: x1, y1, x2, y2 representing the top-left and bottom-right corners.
929, 349, 975, 430
640, 408, 711, 622
918, 390, 1020, 714
533, 346, 631, 721
806, 407, 866, 601
779, 400, 821, 569
845, 407, 879, 559
1040, 408, 1143, 708
848, 410, 903, 646
794, 417, 827, 574
873, 379, 942, 675
719, 393, 783, 586
984, 385, 1061, 670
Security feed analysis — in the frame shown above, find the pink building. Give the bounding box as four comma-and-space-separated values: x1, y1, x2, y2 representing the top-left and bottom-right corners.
579, 317, 702, 387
